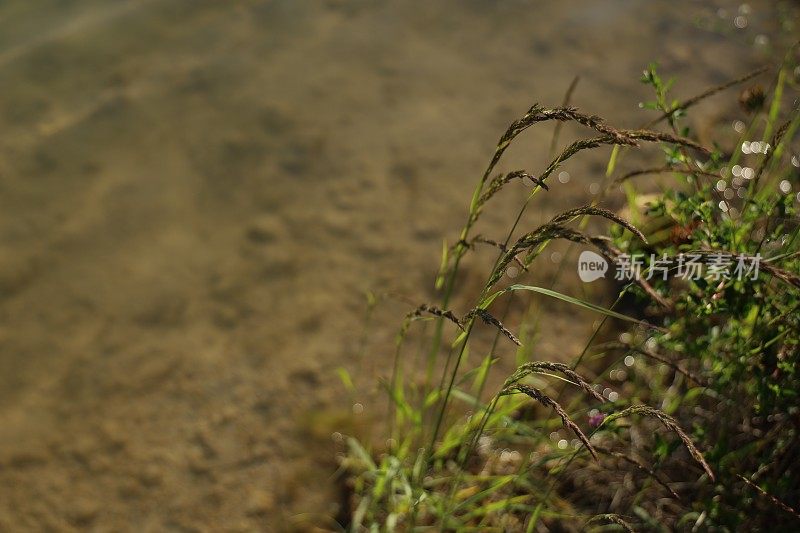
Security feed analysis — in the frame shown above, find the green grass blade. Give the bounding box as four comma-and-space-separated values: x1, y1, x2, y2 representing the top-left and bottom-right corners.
503, 284, 652, 327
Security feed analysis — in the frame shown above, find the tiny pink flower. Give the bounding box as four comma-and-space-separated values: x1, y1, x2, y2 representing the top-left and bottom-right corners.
588, 412, 606, 428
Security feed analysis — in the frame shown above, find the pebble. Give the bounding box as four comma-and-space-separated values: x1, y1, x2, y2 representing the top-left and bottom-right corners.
245, 489, 275, 516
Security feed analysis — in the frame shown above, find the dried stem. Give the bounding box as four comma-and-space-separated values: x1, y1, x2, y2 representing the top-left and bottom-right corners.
603, 405, 714, 481
471, 308, 522, 346
615, 164, 722, 184
504, 361, 604, 402
646, 66, 770, 128
753, 116, 796, 187
594, 445, 682, 501
738, 474, 800, 520
487, 206, 646, 288
404, 304, 464, 332
585, 513, 636, 533
596, 341, 706, 386
501, 383, 598, 460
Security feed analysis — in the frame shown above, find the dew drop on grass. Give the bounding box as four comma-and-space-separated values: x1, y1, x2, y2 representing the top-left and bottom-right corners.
558, 171, 570, 184
779, 180, 792, 194
624, 355, 635, 367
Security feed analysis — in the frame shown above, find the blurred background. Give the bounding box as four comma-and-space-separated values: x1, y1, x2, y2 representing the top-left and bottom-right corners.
0, 0, 796, 530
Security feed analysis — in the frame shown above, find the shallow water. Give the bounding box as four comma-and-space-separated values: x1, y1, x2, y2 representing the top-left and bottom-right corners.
0, 0, 795, 530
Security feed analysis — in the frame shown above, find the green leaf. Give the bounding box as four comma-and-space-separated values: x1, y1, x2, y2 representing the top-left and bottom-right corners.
337, 367, 356, 393
503, 285, 651, 327
435, 238, 449, 290
606, 145, 620, 176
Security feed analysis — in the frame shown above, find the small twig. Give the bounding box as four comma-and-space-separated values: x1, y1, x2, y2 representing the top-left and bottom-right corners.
585, 513, 636, 533
473, 309, 521, 346
615, 165, 722, 184
549, 76, 581, 158
595, 445, 682, 501
603, 405, 714, 481
405, 304, 464, 331
738, 474, 800, 520
646, 66, 770, 128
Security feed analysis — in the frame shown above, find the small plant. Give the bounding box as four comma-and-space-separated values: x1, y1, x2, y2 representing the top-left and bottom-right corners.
340, 50, 799, 531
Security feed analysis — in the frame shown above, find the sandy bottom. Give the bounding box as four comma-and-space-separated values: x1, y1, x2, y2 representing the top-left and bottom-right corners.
0, 0, 793, 530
